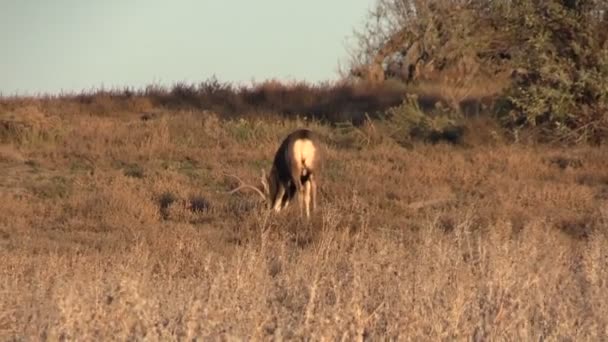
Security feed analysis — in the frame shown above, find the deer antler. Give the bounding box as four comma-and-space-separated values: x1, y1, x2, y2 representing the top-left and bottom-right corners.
223, 172, 267, 201
260, 169, 269, 195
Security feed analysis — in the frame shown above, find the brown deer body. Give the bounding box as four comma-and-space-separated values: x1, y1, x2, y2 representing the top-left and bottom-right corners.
225, 128, 322, 219
263, 129, 321, 218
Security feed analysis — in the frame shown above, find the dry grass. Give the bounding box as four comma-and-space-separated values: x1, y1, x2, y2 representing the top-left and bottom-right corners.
0, 79, 408, 126
1, 103, 607, 340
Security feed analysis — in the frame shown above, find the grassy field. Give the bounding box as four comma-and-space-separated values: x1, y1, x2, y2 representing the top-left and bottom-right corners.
1, 103, 607, 340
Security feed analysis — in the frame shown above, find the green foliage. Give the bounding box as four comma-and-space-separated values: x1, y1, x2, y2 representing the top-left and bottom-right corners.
500, 0, 608, 144
350, 0, 608, 144
331, 120, 378, 150
384, 95, 464, 146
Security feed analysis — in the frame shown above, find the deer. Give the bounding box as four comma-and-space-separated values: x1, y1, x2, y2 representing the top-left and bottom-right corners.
225, 128, 322, 219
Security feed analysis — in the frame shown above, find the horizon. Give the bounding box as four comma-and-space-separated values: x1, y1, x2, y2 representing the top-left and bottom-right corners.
1, 1, 372, 96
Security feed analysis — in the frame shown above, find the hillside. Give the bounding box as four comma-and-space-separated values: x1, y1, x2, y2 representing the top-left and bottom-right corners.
2, 1, 608, 339
1, 98, 607, 339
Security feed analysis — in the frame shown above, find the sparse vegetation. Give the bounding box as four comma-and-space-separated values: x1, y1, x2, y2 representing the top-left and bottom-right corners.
2, 0, 608, 339
0, 101, 607, 340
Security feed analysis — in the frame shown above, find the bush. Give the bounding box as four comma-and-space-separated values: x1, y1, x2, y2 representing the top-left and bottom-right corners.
0, 106, 62, 146
500, 1, 608, 144
384, 95, 465, 146
347, 0, 608, 144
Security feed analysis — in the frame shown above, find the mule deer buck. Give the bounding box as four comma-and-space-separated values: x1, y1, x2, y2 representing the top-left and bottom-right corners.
226, 128, 322, 218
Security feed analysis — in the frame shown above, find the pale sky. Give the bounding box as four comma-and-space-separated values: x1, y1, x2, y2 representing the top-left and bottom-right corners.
1, 0, 372, 95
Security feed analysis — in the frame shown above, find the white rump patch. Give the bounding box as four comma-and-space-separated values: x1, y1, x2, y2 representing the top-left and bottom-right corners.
293, 139, 316, 174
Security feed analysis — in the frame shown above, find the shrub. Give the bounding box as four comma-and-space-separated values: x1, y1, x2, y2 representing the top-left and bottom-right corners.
346, 0, 608, 144
384, 95, 464, 146
500, 1, 608, 144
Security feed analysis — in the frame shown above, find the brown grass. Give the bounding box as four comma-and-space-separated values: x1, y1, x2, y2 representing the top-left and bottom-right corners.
1, 79, 410, 126
1, 101, 607, 340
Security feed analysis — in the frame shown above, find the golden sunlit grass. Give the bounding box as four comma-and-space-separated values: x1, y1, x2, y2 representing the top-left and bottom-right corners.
1, 103, 607, 340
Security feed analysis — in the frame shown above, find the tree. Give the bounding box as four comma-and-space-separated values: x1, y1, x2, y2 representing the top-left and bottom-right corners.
346, 0, 608, 144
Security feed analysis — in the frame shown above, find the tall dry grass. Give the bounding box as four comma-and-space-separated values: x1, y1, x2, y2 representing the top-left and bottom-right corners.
1, 103, 607, 340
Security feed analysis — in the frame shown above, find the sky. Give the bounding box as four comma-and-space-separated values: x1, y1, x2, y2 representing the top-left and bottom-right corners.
1, 0, 373, 95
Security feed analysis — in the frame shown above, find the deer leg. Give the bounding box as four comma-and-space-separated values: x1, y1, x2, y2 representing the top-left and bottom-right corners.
291, 166, 304, 218
303, 180, 312, 218
273, 184, 286, 212
297, 188, 304, 218
310, 174, 317, 213
281, 193, 290, 210
281, 181, 294, 210
280, 184, 289, 209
